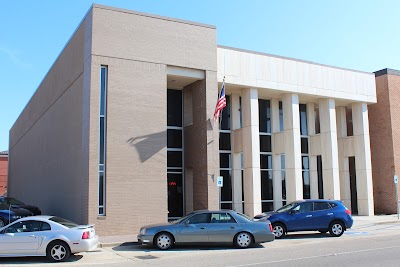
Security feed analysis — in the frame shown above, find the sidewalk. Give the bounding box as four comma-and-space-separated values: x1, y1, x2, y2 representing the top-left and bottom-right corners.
98, 214, 400, 248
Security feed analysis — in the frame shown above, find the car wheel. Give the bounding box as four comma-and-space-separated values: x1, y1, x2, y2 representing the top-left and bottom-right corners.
46, 240, 71, 262
329, 221, 345, 237
272, 223, 286, 239
0, 218, 5, 228
235, 232, 252, 248
155, 232, 174, 250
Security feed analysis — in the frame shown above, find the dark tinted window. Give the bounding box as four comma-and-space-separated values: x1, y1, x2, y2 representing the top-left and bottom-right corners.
167, 151, 183, 167
313, 202, 331, 211
260, 154, 272, 169
211, 213, 236, 223
220, 95, 231, 130
259, 99, 271, 133
167, 129, 182, 148
187, 213, 211, 224
49, 217, 78, 228
220, 153, 231, 168
330, 202, 338, 208
299, 104, 308, 135
261, 171, 273, 200
41, 222, 51, 231
167, 89, 182, 127
260, 135, 272, 152
301, 138, 308, 154
5, 220, 42, 233
294, 202, 313, 213
220, 170, 232, 201
219, 133, 231, 150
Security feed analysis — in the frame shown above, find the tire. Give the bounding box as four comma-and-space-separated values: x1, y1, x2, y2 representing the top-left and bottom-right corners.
46, 240, 71, 262
0, 218, 5, 228
235, 232, 252, 248
155, 232, 174, 250
329, 221, 345, 237
272, 223, 286, 239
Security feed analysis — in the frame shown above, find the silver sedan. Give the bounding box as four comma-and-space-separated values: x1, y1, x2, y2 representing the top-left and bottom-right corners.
0, 215, 98, 261
138, 210, 275, 250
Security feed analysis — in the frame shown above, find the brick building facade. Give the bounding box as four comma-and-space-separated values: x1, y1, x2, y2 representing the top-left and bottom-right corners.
369, 69, 400, 214
0, 151, 8, 196
9, 4, 376, 236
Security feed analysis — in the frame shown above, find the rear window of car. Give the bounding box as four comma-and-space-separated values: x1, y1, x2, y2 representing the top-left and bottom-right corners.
49, 216, 78, 228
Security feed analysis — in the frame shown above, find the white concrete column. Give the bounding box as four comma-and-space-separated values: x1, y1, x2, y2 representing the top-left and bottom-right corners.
336, 106, 351, 208
242, 88, 262, 217
283, 94, 303, 201
352, 102, 374, 215
271, 99, 282, 209
307, 103, 319, 199
319, 99, 341, 200
231, 94, 243, 213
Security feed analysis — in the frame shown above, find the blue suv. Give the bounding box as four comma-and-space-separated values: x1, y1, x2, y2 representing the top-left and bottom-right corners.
254, 200, 353, 238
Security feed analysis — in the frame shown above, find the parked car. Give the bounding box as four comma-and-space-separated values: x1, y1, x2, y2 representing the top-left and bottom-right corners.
0, 196, 41, 215
0, 200, 33, 227
0, 215, 98, 262
254, 200, 353, 238
138, 210, 275, 250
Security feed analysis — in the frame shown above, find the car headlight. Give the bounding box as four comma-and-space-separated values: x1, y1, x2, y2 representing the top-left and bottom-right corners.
140, 228, 146, 235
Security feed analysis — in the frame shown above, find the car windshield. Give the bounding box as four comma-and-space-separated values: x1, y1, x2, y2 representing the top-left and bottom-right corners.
276, 202, 299, 213
6, 197, 25, 205
170, 212, 195, 224
49, 216, 78, 228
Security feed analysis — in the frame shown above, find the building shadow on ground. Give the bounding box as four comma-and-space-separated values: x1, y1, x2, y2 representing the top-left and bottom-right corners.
112, 242, 264, 252
0, 254, 83, 264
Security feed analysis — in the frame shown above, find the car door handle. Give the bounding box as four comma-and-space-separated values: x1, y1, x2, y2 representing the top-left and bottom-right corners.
230, 226, 236, 229
29, 235, 36, 238
306, 215, 312, 217
327, 213, 333, 215
200, 227, 206, 229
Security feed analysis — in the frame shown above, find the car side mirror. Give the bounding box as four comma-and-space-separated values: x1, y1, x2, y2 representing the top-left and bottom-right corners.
184, 220, 190, 226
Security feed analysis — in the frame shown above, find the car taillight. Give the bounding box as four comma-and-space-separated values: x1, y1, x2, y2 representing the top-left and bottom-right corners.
345, 209, 351, 215
82, 231, 90, 239
269, 223, 273, 232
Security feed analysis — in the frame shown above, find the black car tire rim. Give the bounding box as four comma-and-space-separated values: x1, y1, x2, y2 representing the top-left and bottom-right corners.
236, 232, 251, 248
156, 233, 172, 250
273, 225, 284, 238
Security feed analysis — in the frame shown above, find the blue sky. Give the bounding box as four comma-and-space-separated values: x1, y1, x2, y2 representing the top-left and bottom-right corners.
1, 0, 399, 152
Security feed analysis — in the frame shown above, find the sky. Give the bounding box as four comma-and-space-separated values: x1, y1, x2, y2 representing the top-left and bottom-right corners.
1, 0, 400, 152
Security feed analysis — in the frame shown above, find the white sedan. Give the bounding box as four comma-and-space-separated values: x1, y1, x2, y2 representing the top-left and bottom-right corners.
0, 215, 98, 261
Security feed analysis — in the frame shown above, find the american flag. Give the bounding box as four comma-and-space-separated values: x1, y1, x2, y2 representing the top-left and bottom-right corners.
214, 80, 226, 122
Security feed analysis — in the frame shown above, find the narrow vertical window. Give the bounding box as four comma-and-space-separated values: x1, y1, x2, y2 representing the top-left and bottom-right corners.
98, 66, 107, 215
219, 96, 233, 209
317, 155, 324, 199
315, 104, 320, 134
281, 154, 286, 206
299, 104, 310, 199
346, 107, 353, 136
279, 101, 284, 131
259, 99, 273, 212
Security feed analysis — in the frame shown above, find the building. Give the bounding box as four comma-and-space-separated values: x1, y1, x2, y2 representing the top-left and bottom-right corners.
369, 69, 400, 214
0, 151, 8, 196
9, 4, 376, 236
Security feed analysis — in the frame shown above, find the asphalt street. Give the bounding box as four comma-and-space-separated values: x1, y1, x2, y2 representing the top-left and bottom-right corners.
1, 221, 400, 267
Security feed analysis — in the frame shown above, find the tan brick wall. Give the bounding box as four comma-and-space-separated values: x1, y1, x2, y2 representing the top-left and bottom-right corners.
8, 18, 88, 222
369, 74, 398, 214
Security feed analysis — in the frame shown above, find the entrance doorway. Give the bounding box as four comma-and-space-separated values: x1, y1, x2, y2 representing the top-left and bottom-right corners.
349, 157, 358, 214
167, 173, 183, 218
